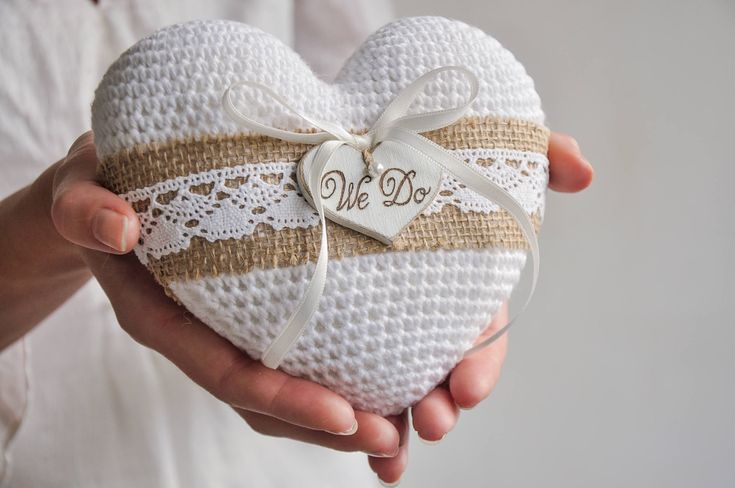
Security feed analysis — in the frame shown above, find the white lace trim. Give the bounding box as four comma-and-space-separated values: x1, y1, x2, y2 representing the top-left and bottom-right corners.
122, 148, 548, 264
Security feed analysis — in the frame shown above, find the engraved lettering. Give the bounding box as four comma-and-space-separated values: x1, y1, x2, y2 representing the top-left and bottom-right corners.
321, 170, 371, 211
413, 186, 431, 204
379, 168, 431, 207
320, 167, 431, 212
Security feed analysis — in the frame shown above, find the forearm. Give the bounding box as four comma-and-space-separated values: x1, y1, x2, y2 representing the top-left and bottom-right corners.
0, 161, 91, 349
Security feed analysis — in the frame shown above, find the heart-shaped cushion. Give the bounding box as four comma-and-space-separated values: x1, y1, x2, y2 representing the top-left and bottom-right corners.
91, 16, 550, 416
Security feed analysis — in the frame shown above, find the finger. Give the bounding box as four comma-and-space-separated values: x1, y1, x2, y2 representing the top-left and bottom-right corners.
547, 132, 594, 193
237, 409, 400, 457
368, 410, 409, 486
51, 131, 139, 253
449, 304, 509, 409
82, 249, 357, 435
411, 384, 460, 442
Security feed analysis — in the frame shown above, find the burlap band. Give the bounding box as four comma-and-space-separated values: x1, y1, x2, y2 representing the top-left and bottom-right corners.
148, 205, 542, 289
97, 116, 549, 291
98, 116, 550, 194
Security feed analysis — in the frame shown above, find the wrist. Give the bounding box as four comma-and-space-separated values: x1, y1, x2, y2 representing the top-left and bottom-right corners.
2, 161, 89, 283
0, 160, 94, 349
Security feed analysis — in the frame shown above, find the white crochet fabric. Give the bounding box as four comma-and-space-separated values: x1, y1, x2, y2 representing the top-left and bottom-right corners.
92, 17, 544, 159
170, 249, 525, 415
91, 17, 548, 415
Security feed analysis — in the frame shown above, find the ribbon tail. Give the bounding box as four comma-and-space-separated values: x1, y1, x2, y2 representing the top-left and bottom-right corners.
260, 141, 344, 369
387, 128, 540, 356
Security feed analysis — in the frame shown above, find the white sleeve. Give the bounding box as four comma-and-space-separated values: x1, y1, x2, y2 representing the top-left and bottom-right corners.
0, 340, 28, 482
293, 0, 396, 81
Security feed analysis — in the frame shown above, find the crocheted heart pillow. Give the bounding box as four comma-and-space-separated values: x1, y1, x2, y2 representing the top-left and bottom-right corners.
91, 16, 549, 416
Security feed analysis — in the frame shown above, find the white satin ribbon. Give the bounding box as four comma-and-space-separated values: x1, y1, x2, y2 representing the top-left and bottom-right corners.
222, 66, 540, 369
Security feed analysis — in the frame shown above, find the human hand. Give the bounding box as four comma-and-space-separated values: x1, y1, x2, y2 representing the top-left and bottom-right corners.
51, 131, 593, 486
53, 132, 403, 458
369, 132, 594, 485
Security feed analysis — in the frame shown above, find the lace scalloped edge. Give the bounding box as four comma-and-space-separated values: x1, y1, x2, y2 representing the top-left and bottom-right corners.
121, 147, 549, 264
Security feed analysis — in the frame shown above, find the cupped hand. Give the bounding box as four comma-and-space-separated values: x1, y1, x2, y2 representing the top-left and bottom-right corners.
369, 132, 593, 485
51, 132, 402, 459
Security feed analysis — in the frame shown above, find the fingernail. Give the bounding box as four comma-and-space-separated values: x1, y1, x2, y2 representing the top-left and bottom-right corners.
566, 134, 581, 153
419, 434, 445, 445
92, 209, 129, 252
567, 136, 593, 170
581, 156, 594, 171
378, 477, 401, 487
369, 445, 400, 458
121, 214, 129, 250
326, 419, 357, 436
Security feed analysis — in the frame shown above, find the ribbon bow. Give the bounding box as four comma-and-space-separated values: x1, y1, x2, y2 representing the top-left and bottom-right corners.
222, 66, 539, 369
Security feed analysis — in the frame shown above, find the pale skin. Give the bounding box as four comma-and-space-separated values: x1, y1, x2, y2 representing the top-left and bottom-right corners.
0, 131, 592, 485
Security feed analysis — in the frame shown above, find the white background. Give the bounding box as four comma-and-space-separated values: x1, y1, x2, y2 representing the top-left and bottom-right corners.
393, 1, 735, 486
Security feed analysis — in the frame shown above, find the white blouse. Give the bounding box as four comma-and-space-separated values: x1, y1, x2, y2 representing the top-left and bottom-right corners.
0, 1, 393, 486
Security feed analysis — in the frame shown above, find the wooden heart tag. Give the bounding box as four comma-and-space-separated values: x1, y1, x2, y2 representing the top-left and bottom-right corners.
297, 140, 442, 244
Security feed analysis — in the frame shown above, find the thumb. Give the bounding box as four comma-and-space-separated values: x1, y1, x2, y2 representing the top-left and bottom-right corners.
51, 131, 140, 253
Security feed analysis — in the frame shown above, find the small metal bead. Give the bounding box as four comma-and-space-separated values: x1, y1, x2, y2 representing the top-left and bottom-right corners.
363, 148, 384, 177
370, 160, 385, 177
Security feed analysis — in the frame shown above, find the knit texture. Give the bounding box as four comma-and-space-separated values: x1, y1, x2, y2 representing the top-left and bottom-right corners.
170, 249, 525, 415
91, 17, 545, 159
90, 17, 548, 415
